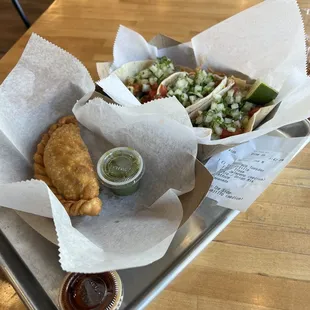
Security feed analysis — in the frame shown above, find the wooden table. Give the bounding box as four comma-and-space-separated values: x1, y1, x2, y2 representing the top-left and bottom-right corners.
1, 0, 310, 309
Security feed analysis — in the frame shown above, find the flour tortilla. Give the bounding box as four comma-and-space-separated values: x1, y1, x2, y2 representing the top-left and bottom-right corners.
115, 61, 277, 137
113, 60, 155, 83
113, 60, 192, 84
244, 101, 278, 132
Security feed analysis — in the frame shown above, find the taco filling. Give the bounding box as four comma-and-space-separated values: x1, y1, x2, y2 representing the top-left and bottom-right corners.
193, 80, 278, 140
159, 69, 222, 107
126, 56, 175, 103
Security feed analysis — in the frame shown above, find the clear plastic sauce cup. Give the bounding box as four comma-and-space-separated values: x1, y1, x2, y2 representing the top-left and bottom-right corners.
97, 147, 145, 196
58, 271, 123, 310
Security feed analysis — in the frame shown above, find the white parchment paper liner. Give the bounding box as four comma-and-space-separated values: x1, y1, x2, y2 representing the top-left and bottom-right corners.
0, 34, 203, 272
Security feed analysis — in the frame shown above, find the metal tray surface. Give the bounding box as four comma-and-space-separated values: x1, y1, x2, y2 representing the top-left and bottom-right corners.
0, 120, 309, 310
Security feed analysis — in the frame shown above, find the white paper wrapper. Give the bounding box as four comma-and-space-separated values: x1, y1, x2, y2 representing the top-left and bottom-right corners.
110, 25, 197, 71
0, 34, 200, 272
205, 134, 310, 211
97, 0, 310, 159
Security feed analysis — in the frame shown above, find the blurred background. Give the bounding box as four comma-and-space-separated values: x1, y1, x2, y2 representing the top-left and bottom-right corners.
0, 0, 53, 58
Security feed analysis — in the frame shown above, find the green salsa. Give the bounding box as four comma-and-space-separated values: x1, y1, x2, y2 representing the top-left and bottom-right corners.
97, 147, 144, 196
102, 151, 140, 182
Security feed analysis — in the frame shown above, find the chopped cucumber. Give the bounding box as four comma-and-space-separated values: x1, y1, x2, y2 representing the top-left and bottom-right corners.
155, 69, 163, 78
231, 103, 239, 110
149, 65, 158, 74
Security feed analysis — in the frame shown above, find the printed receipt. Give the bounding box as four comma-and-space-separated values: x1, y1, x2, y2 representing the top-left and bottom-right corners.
205, 134, 309, 211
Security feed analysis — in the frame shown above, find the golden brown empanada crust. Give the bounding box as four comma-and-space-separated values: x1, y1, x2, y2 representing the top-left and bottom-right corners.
34, 116, 102, 216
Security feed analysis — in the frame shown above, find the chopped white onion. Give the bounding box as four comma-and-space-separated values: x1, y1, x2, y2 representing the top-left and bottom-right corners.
227, 89, 234, 97
204, 115, 213, 123
176, 79, 188, 89
142, 84, 150, 92
217, 103, 225, 111
227, 127, 236, 132
211, 102, 218, 110
234, 120, 241, 128
213, 93, 222, 101
214, 125, 223, 136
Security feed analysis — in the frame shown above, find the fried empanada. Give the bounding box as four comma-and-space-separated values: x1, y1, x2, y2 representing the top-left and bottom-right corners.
34, 116, 102, 216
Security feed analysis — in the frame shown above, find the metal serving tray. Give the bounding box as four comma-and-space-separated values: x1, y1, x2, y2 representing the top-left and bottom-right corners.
0, 120, 309, 310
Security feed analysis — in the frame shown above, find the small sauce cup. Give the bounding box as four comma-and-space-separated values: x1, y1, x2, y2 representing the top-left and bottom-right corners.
97, 147, 145, 196
58, 271, 123, 310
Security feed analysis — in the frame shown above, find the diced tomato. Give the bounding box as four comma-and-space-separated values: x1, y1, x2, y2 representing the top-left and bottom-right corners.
132, 83, 142, 96
220, 128, 243, 139
140, 89, 157, 104
140, 96, 150, 104
150, 83, 158, 91
148, 89, 157, 100
214, 80, 221, 87
248, 107, 261, 118
159, 85, 168, 97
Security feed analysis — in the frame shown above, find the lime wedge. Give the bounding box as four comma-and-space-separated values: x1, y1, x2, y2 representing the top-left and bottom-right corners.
245, 80, 278, 105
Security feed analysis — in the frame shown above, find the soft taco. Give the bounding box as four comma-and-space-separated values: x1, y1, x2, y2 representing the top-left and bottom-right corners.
190, 77, 279, 139
157, 69, 225, 108
113, 57, 189, 103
